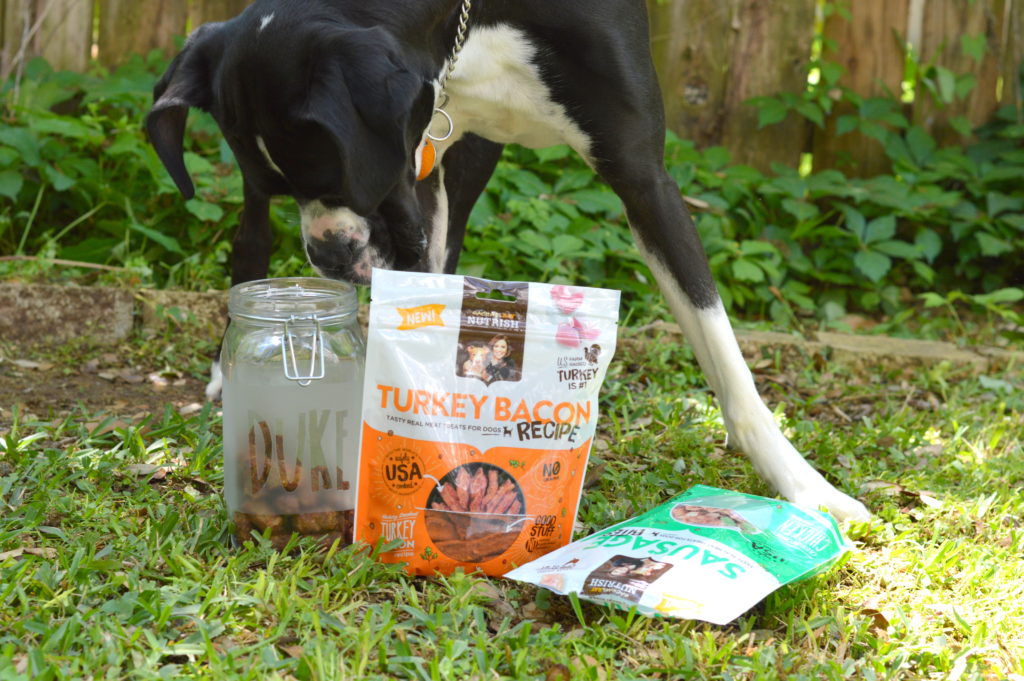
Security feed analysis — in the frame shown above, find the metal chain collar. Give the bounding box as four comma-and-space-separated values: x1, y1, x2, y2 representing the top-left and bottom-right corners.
427, 0, 472, 142
439, 0, 472, 93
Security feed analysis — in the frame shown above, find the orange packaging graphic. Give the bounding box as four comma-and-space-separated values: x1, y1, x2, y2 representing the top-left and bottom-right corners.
355, 270, 620, 576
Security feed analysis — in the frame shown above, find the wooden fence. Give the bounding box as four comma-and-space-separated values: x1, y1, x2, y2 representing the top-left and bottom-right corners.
1, 0, 249, 74
649, 0, 1022, 174
2, 0, 1022, 175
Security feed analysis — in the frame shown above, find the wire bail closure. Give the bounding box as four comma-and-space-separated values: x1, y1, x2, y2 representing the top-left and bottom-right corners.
282, 316, 325, 386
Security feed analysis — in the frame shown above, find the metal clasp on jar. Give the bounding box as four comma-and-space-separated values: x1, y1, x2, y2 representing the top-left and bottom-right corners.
282, 315, 325, 386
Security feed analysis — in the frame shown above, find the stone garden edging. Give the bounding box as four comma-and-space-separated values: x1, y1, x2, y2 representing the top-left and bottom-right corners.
1, 283, 1019, 368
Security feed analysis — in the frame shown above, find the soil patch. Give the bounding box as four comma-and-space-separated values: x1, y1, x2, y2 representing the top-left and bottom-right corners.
1, 344, 210, 429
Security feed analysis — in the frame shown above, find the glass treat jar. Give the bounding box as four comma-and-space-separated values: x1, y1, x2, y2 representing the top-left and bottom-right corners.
221, 277, 365, 549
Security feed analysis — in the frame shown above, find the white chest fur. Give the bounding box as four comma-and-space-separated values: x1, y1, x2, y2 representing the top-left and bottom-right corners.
430, 25, 592, 163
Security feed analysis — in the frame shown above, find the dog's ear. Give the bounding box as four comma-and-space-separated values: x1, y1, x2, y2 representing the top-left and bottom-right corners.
300, 26, 433, 214
147, 23, 229, 199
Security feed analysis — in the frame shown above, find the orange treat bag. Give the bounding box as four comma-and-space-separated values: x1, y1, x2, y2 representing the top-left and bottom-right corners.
355, 269, 619, 575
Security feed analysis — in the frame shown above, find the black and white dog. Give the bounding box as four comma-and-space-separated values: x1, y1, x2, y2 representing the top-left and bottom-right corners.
147, 0, 869, 521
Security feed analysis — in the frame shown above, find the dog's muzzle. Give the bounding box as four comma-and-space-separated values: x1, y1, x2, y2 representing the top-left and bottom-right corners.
300, 203, 386, 284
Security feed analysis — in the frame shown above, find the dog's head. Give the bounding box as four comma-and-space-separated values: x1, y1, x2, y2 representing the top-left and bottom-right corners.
147, 6, 438, 282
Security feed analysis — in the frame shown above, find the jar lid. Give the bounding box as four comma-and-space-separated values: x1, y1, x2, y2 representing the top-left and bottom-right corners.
228, 277, 358, 323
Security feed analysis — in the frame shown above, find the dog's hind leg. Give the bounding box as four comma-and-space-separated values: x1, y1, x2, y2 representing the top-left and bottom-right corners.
598, 153, 868, 520
547, 27, 869, 520
610, 164, 868, 520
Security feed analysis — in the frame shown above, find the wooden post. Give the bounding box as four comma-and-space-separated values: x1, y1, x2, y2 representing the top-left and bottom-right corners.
997, 0, 1023, 120
647, 0, 816, 172
720, 0, 818, 172
1, 0, 93, 76
812, 0, 910, 176
37, 0, 93, 72
1, 0, 24, 78
98, 0, 187, 67
188, 0, 250, 28
912, 0, 1017, 146
647, 0, 734, 150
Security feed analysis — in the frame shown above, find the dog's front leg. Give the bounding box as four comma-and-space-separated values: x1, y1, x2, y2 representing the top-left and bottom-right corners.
416, 134, 505, 273
616, 172, 870, 522
205, 182, 273, 401
231, 182, 273, 286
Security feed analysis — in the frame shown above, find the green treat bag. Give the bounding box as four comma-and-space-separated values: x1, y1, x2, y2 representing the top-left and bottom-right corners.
504, 485, 852, 624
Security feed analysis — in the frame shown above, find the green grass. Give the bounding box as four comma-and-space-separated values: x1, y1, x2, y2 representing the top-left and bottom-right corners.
1, 329, 1022, 680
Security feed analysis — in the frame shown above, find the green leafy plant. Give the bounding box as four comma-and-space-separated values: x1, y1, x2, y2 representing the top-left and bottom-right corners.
0, 54, 307, 289
2, 50, 1021, 339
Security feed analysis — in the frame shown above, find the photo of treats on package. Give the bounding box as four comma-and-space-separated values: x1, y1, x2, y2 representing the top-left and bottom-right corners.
354, 269, 620, 576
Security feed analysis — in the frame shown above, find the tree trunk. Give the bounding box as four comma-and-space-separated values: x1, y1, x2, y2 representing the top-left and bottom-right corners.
812, 0, 910, 176
98, 0, 187, 67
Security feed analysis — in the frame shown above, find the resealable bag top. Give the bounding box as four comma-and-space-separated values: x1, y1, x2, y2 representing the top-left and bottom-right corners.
505, 485, 852, 624
355, 269, 620, 576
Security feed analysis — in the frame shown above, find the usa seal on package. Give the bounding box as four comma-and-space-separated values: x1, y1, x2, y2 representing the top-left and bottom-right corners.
354, 269, 620, 576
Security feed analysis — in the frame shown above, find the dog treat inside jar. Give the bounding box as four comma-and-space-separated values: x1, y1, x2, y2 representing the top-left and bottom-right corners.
221, 277, 364, 549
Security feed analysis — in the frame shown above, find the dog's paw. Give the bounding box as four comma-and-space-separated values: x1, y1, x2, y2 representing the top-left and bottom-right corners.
204, 360, 223, 402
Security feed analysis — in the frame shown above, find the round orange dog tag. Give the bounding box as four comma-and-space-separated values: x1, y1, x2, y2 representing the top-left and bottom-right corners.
417, 140, 436, 181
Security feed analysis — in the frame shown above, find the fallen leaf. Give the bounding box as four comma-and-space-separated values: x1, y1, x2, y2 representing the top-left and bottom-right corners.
861, 597, 890, 632
545, 663, 571, 681
583, 461, 607, 489
11, 359, 53, 371
840, 314, 878, 331
124, 463, 172, 481
522, 602, 545, 621
179, 402, 203, 416
23, 544, 53, 557
0, 549, 23, 562
279, 645, 304, 659
85, 419, 132, 436
0, 547, 57, 561
629, 416, 653, 430
572, 656, 608, 681
471, 579, 516, 631
683, 195, 711, 211
862, 480, 904, 496
917, 492, 942, 508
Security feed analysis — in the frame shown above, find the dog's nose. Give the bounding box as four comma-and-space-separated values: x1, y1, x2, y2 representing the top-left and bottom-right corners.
304, 209, 370, 245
